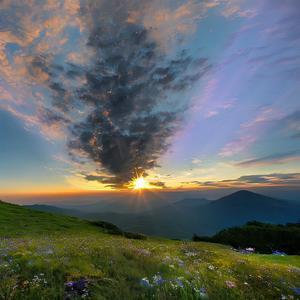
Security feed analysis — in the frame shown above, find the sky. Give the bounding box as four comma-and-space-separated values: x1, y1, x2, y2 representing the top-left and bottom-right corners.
0, 0, 300, 195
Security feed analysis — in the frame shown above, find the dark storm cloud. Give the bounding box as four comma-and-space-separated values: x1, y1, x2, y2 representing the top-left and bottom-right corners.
29, 55, 79, 113
149, 181, 167, 188
84, 174, 121, 187
38, 0, 211, 188
38, 107, 70, 127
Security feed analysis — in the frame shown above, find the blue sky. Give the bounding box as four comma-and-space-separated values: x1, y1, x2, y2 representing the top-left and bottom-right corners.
0, 0, 300, 194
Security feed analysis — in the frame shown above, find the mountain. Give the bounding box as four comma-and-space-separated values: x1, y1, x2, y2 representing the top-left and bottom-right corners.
26, 197, 210, 238
200, 190, 300, 232
53, 192, 186, 213
172, 197, 210, 208
24, 191, 300, 239
96, 190, 300, 238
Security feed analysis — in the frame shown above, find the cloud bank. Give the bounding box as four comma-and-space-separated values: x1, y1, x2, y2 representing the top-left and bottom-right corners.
187, 173, 300, 188
0, 0, 214, 188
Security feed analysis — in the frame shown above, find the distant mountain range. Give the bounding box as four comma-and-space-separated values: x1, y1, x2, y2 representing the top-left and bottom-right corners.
26, 190, 300, 239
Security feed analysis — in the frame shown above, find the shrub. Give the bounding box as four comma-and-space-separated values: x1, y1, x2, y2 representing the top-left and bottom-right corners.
193, 221, 300, 255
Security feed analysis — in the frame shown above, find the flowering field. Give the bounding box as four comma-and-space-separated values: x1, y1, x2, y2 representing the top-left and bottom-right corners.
0, 201, 300, 299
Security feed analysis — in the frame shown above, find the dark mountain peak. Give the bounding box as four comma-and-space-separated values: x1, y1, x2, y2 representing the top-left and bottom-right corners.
210, 190, 288, 209
229, 190, 261, 197
220, 190, 272, 200
234, 189, 256, 194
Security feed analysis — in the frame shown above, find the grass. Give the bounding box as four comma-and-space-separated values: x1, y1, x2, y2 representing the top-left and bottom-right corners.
0, 200, 300, 299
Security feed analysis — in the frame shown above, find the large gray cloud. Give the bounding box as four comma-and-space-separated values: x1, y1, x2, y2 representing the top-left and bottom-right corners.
33, 0, 211, 188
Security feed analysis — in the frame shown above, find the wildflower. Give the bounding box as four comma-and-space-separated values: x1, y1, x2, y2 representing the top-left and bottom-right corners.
291, 287, 300, 295
185, 251, 197, 257
177, 259, 185, 268
174, 278, 184, 288
272, 250, 287, 256
199, 287, 208, 298
170, 281, 178, 289
245, 247, 255, 252
152, 274, 164, 286
288, 267, 300, 274
163, 255, 172, 263
140, 277, 151, 288
240, 247, 255, 254
65, 279, 89, 297
23, 280, 30, 286
281, 295, 295, 300
32, 274, 47, 286
136, 248, 151, 256
208, 264, 215, 271
225, 280, 236, 288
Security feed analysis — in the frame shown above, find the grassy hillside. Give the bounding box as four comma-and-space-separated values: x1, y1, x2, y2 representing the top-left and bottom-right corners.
1, 201, 300, 299
0, 200, 102, 236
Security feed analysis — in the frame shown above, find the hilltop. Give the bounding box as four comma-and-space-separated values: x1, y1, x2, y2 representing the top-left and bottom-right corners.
1, 200, 300, 299
0, 200, 110, 236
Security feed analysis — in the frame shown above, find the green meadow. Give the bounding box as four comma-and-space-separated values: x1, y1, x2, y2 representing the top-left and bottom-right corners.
0, 200, 300, 300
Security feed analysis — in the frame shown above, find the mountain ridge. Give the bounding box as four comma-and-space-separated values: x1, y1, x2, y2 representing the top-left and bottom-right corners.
24, 190, 300, 239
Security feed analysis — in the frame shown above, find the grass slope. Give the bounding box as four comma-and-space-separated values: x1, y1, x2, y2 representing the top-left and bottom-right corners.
0, 200, 101, 236
0, 200, 300, 300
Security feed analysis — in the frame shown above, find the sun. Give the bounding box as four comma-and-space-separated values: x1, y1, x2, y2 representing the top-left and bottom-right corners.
130, 176, 149, 190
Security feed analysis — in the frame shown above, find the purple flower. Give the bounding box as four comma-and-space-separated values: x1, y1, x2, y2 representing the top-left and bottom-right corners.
153, 274, 165, 286
140, 278, 151, 288
65, 279, 89, 297
199, 287, 208, 298
66, 282, 74, 288
174, 278, 184, 288
291, 287, 300, 295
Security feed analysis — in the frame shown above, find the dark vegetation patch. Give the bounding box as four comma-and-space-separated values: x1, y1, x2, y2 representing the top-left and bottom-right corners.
193, 221, 300, 255
89, 221, 146, 240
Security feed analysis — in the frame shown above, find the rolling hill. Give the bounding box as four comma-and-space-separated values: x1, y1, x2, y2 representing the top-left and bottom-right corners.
0, 200, 95, 236
27, 190, 300, 239
1, 199, 300, 299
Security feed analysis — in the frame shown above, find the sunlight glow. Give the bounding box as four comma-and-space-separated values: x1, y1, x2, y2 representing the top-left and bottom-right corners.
131, 177, 149, 190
